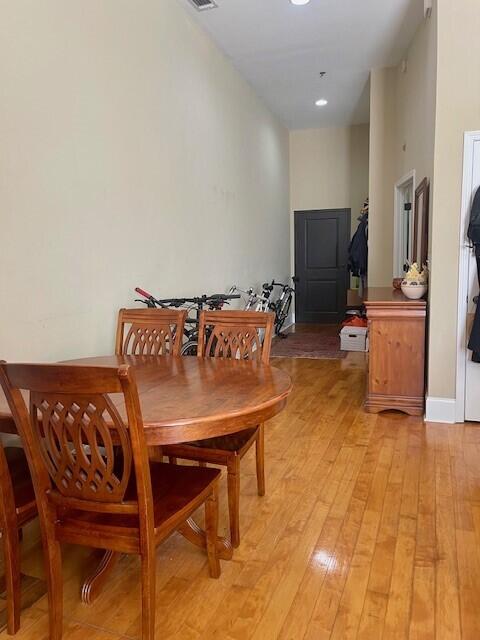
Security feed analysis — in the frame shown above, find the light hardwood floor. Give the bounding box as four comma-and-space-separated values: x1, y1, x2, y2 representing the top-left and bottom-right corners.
3, 350, 480, 639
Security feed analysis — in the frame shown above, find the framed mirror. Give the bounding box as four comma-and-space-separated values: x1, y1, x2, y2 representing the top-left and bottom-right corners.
393, 171, 415, 277
413, 177, 430, 267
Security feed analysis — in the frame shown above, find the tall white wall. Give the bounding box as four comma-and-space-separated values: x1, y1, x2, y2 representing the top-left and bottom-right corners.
290, 124, 369, 232
428, 0, 480, 401
0, 1, 290, 361
368, 68, 397, 287
368, 6, 437, 286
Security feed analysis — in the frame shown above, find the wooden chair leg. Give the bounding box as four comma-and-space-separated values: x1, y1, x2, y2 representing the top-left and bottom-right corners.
140, 546, 156, 640
227, 457, 241, 548
3, 526, 20, 635
255, 424, 266, 497
168, 456, 177, 464
42, 536, 63, 640
205, 488, 220, 578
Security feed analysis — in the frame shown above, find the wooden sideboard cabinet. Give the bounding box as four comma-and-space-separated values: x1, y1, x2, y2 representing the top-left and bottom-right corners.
363, 287, 427, 416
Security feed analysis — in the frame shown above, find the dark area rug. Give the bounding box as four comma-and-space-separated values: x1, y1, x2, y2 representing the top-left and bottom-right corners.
271, 332, 346, 359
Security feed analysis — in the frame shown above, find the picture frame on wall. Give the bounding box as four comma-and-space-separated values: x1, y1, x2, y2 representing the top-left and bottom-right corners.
413, 177, 430, 266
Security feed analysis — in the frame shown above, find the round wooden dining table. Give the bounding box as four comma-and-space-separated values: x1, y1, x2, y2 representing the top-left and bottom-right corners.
40, 354, 292, 603
62, 354, 293, 444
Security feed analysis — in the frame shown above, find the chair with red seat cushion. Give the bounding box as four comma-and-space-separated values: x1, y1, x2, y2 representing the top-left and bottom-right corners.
0, 435, 38, 635
0, 362, 221, 640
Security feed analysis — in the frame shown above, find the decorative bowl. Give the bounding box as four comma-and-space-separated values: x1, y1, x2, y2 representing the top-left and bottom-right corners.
401, 282, 427, 300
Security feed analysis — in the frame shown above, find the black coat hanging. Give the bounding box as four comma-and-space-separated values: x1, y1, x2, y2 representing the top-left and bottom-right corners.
467, 186, 480, 362
348, 212, 368, 279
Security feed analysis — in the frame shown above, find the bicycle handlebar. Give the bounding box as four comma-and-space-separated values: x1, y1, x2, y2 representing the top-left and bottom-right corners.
263, 280, 295, 292
135, 287, 154, 299
209, 294, 240, 301
135, 288, 240, 307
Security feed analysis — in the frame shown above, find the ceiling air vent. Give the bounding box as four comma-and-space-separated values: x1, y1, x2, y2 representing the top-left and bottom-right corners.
188, 0, 218, 11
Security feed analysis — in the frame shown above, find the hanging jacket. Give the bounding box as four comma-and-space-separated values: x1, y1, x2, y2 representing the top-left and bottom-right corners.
468, 186, 480, 245
348, 213, 368, 277
468, 187, 480, 362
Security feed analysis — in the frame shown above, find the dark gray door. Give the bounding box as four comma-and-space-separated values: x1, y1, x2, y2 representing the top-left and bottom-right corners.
294, 209, 350, 323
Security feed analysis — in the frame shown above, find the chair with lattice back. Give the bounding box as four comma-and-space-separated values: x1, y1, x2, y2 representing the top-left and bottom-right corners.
115, 308, 187, 357
163, 310, 274, 548
0, 362, 221, 640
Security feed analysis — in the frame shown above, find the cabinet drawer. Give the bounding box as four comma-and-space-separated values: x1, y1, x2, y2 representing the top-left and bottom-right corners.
368, 317, 425, 397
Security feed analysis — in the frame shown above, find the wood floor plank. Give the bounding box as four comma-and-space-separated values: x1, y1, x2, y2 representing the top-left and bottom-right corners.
409, 423, 436, 640
355, 422, 407, 639
448, 424, 480, 640
434, 424, 462, 640
382, 424, 421, 639
227, 409, 365, 640
300, 419, 384, 639
327, 422, 395, 640
276, 415, 376, 639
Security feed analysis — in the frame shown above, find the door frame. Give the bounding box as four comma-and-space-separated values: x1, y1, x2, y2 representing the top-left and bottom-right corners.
455, 130, 480, 422
293, 208, 351, 324
393, 170, 416, 278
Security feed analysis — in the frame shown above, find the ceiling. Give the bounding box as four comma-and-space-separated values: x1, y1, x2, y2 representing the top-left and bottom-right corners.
180, 0, 424, 130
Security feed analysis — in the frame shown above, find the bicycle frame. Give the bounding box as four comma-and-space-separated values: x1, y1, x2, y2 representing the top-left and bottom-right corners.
228, 285, 270, 312
261, 280, 295, 337
229, 281, 293, 336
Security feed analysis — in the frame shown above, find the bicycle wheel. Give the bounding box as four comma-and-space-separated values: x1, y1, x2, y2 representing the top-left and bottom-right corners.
181, 340, 198, 356
275, 294, 292, 335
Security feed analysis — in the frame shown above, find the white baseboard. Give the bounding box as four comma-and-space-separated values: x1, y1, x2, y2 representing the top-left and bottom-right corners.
425, 396, 457, 423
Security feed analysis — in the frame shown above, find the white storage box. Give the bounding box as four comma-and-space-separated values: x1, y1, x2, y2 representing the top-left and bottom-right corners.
340, 326, 368, 352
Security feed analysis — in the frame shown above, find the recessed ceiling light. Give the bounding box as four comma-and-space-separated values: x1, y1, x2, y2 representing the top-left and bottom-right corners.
290, 0, 310, 5
315, 99, 328, 107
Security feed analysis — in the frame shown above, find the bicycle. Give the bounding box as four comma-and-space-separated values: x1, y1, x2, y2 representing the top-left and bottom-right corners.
228, 285, 270, 312
228, 281, 294, 337
261, 280, 295, 337
134, 287, 240, 355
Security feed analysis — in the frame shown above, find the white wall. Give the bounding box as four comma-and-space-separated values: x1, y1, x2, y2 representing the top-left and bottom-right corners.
290, 124, 369, 232
368, 68, 397, 287
368, 7, 437, 286
395, 9, 437, 189
428, 0, 480, 401
0, 0, 290, 362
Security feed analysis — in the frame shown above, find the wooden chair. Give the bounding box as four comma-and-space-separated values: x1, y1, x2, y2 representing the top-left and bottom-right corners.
115, 308, 187, 356
0, 363, 221, 640
0, 423, 37, 635
163, 310, 274, 547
